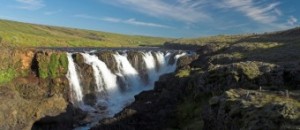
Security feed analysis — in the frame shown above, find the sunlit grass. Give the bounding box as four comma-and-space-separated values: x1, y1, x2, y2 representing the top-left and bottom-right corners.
0, 19, 169, 47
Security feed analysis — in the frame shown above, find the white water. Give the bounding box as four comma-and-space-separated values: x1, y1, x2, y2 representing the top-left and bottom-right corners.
141, 51, 186, 85
66, 53, 84, 106
67, 51, 189, 129
155, 51, 166, 72
81, 53, 118, 93
113, 53, 141, 90
142, 52, 158, 85
170, 52, 187, 71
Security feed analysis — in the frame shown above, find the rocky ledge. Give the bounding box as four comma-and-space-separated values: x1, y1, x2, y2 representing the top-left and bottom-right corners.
90, 45, 300, 130
205, 89, 300, 130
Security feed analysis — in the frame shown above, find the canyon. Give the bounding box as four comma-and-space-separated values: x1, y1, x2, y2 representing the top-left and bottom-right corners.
0, 48, 192, 130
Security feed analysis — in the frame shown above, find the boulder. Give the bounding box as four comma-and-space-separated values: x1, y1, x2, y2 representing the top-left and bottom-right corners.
203, 89, 300, 130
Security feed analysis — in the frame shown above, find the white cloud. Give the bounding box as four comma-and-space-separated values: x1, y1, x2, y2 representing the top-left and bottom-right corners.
287, 16, 298, 26
218, 0, 281, 24
102, 17, 121, 23
95, 0, 294, 32
44, 9, 62, 15
74, 14, 172, 29
273, 8, 282, 16
73, 14, 100, 20
100, 0, 210, 23
15, 0, 45, 10
124, 18, 171, 28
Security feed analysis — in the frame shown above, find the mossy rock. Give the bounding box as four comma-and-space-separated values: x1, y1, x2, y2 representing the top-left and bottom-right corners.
97, 51, 118, 73
37, 52, 68, 79
176, 69, 191, 78
0, 48, 34, 84
203, 89, 300, 130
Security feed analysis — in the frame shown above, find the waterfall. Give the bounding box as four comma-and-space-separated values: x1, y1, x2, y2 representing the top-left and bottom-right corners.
66, 50, 190, 129
141, 51, 186, 85
66, 53, 83, 106
154, 51, 166, 72
170, 52, 187, 71
81, 53, 118, 93
142, 52, 157, 85
113, 53, 141, 89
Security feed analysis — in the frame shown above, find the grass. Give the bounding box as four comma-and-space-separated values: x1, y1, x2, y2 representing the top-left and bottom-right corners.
0, 19, 170, 47
37, 53, 69, 79
0, 69, 16, 84
175, 69, 191, 78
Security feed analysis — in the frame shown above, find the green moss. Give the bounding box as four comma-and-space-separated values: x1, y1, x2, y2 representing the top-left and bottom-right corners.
176, 69, 191, 78
38, 53, 49, 79
0, 68, 16, 84
238, 63, 261, 79
38, 53, 69, 79
49, 54, 60, 78
59, 53, 68, 74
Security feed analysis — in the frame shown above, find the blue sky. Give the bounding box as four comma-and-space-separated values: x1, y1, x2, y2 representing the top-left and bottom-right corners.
0, 0, 299, 38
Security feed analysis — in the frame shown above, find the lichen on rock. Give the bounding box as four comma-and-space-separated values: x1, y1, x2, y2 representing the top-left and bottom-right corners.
203, 89, 300, 130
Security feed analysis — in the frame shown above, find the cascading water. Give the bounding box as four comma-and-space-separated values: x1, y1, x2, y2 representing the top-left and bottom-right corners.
170, 52, 187, 71
81, 53, 118, 93
113, 53, 141, 90
142, 52, 157, 85
66, 53, 84, 106
67, 50, 188, 129
154, 51, 166, 72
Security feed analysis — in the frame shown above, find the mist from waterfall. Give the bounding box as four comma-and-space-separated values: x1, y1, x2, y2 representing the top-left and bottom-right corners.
67, 50, 187, 129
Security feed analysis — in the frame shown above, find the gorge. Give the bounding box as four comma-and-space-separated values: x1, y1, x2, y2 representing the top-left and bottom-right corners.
66, 50, 188, 129
0, 48, 190, 130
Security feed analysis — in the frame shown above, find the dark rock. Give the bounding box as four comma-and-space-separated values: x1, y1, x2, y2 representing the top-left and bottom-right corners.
91, 74, 188, 130
83, 93, 97, 106
72, 53, 97, 104
97, 51, 118, 74
127, 51, 149, 84
32, 105, 87, 130
203, 89, 300, 130
176, 55, 199, 70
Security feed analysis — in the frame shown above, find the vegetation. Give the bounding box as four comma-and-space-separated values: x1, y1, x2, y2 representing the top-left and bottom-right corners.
0, 69, 16, 84
169, 27, 300, 66
37, 52, 69, 79
204, 89, 300, 130
0, 19, 170, 47
0, 48, 28, 84
175, 69, 191, 78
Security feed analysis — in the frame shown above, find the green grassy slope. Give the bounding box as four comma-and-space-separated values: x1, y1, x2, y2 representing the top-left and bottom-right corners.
0, 19, 170, 47
169, 27, 300, 45
168, 27, 300, 64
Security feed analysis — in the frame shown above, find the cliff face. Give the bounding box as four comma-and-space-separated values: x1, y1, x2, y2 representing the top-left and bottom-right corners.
0, 48, 187, 130
0, 49, 70, 130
